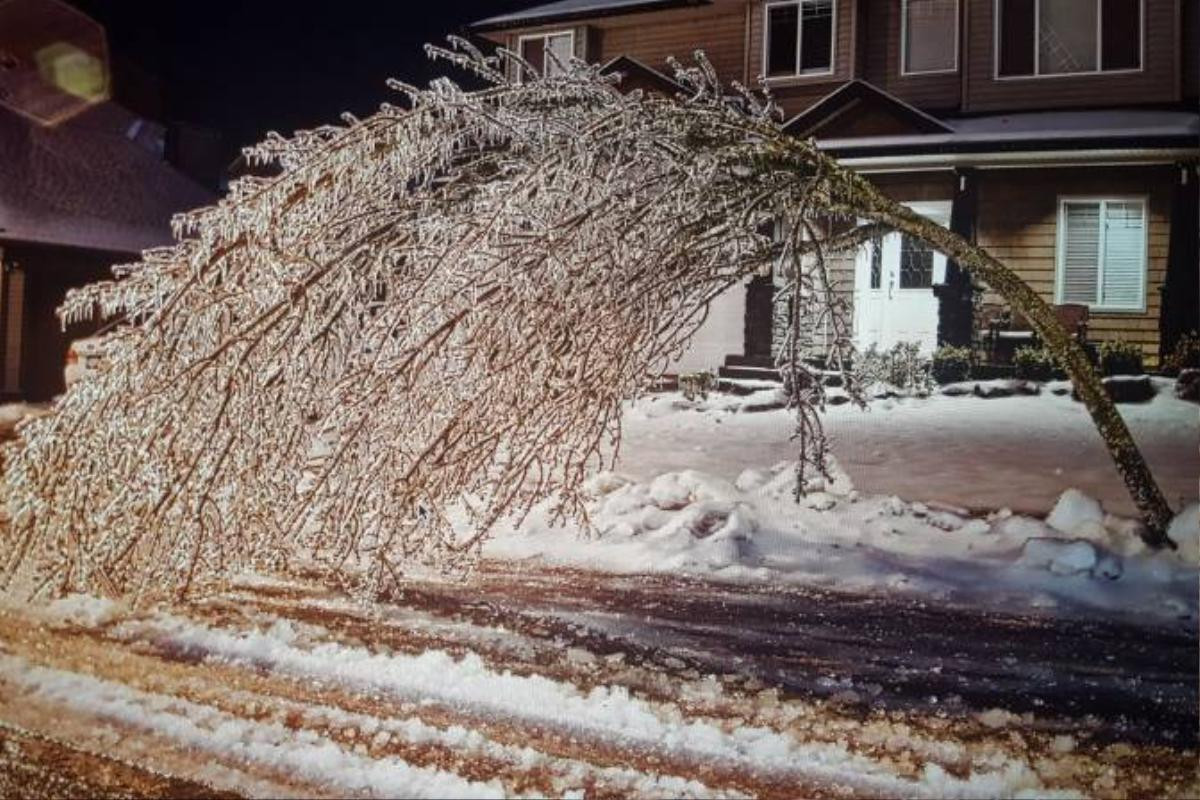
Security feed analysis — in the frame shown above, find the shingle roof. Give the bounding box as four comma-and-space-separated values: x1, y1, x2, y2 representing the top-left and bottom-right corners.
0, 102, 214, 254
472, 0, 708, 31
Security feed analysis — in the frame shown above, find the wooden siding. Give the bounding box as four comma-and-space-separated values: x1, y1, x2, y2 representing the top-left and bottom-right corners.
490, 0, 750, 87
860, 0, 962, 112
746, 0, 856, 118
963, 0, 1182, 112
1184, 0, 1199, 100
973, 166, 1173, 363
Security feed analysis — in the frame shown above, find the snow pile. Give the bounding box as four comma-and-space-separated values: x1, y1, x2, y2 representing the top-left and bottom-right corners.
489, 463, 1198, 624
35, 593, 126, 628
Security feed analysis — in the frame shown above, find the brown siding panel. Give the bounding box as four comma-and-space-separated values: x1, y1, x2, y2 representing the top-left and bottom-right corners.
860, 0, 962, 111
973, 166, 1173, 363
964, 0, 1181, 112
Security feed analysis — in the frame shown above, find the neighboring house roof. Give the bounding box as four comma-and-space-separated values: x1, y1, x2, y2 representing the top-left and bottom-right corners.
0, 101, 214, 254
471, 0, 708, 31
598, 55, 687, 94
783, 81, 955, 138
815, 108, 1200, 160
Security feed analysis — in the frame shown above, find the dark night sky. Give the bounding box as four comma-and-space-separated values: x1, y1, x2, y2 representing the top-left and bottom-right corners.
71, 1, 533, 159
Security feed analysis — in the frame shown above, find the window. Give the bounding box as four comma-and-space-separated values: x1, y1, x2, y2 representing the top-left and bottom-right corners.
869, 233, 883, 289
903, 0, 958, 75
997, 0, 1140, 77
1057, 199, 1146, 311
518, 30, 575, 79
899, 235, 934, 289
765, 0, 834, 77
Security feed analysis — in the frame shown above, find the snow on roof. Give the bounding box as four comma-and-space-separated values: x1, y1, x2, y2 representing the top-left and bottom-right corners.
472, 0, 707, 31
816, 108, 1200, 153
0, 102, 214, 254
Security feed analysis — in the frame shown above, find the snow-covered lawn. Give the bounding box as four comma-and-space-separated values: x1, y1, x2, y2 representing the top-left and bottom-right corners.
488, 382, 1198, 626
616, 378, 1197, 517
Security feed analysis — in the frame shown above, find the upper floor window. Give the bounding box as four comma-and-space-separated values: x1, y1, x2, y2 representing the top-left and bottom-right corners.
765, 0, 834, 78
518, 30, 575, 79
902, 0, 958, 75
997, 0, 1141, 77
1057, 198, 1147, 311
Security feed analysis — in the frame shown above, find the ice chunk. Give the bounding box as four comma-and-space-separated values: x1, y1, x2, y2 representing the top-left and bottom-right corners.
1046, 489, 1104, 536
1167, 503, 1199, 566
1020, 538, 1098, 576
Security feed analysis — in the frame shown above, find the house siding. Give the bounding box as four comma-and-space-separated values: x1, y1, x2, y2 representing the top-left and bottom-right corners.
973, 166, 1173, 364
859, 0, 962, 112
495, 0, 750, 86
747, 0, 856, 117
962, 0, 1181, 112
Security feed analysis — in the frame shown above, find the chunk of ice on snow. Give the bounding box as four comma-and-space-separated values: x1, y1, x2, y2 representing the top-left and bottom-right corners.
1046, 489, 1104, 536
1167, 503, 1200, 566
1020, 538, 1098, 576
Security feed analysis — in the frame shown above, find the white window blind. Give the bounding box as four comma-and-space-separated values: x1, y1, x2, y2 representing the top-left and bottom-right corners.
1059, 200, 1145, 310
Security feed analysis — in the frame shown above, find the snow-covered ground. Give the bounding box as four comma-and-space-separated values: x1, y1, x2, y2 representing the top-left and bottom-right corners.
615, 378, 1197, 517
488, 383, 1198, 626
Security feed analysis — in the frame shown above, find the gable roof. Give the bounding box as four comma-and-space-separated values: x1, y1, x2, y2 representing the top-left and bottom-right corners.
782, 80, 955, 139
598, 55, 687, 94
472, 0, 709, 31
0, 101, 214, 254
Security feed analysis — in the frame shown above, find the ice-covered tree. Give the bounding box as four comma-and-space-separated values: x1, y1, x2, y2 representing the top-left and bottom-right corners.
0, 44, 1175, 604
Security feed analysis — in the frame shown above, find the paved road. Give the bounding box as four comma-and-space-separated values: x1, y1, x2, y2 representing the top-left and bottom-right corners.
414, 565, 1199, 749
0, 563, 1194, 798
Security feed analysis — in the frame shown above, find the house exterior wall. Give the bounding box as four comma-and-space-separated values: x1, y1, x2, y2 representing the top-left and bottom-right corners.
858, 0, 962, 111
962, 0, 1183, 112
494, 0, 750, 86
2, 242, 116, 402
973, 165, 1174, 363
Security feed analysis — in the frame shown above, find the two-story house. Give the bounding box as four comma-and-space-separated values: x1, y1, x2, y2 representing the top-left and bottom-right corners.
471, 0, 1199, 373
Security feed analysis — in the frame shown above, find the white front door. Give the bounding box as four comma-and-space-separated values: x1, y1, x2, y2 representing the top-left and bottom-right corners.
853, 201, 951, 356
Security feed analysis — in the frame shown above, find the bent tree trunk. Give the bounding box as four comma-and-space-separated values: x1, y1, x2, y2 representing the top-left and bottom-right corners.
849, 178, 1176, 548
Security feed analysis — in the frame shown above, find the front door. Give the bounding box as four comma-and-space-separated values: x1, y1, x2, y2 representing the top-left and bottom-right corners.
853, 201, 951, 355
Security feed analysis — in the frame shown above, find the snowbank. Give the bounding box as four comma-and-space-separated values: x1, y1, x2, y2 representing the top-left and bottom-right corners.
488, 464, 1197, 626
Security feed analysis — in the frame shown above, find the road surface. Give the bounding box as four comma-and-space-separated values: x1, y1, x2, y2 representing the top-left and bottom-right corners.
0, 563, 1194, 798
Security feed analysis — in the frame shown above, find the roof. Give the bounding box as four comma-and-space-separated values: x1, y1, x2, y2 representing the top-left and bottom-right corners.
783, 80, 954, 138
598, 55, 687, 94
0, 101, 214, 254
471, 0, 708, 31
814, 108, 1200, 159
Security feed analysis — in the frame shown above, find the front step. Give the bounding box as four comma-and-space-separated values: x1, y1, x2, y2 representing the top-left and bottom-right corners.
718, 364, 782, 382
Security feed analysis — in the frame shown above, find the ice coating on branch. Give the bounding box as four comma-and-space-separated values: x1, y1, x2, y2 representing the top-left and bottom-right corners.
1, 43, 872, 604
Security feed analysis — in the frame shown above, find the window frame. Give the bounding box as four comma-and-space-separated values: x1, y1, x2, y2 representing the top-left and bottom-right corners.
514, 29, 577, 81
992, 0, 1144, 81
900, 0, 960, 77
762, 0, 837, 81
1054, 195, 1149, 313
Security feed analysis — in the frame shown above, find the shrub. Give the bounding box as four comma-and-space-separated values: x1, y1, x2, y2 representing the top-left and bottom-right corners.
931, 345, 973, 384
679, 370, 715, 400
854, 342, 932, 394
1097, 339, 1144, 376
1163, 331, 1200, 375
1013, 346, 1057, 382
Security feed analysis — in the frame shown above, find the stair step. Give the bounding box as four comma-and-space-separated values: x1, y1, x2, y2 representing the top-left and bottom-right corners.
718, 365, 782, 382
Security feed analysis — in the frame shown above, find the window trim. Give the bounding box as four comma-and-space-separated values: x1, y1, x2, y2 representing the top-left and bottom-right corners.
992, 0, 1145, 81
900, 0, 960, 77
514, 28, 577, 81
1054, 195, 1149, 313
762, 0, 837, 82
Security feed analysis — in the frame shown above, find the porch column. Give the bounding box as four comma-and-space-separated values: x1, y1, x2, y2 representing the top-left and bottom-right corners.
935, 167, 977, 348
1159, 161, 1199, 363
